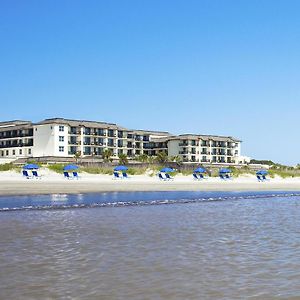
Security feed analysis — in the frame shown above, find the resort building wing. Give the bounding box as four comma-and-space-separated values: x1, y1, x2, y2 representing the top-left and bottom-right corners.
0, 118, 247, 165
165, 134, 242, 164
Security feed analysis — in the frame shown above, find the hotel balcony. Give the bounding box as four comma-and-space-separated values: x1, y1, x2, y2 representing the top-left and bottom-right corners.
68, 151, 78, 155
179, 151, 190, 155
201, 159, 210, 163
68, 130, 80, 135
0, 133, 33, 139
0, 141, 33, 148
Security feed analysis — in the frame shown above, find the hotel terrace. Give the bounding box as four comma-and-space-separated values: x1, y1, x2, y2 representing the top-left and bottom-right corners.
0, 118, 248, 165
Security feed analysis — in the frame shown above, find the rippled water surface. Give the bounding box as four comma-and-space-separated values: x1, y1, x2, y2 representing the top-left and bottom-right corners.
1, 192, 300, 299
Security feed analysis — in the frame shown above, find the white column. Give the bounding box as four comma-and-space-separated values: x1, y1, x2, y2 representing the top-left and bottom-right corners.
80, 127, 84, 156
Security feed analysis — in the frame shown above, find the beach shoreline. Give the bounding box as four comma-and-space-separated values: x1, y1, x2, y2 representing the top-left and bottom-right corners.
0, 171, 300, 196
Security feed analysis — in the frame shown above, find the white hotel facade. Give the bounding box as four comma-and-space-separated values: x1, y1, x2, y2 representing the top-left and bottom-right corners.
0, 118, 248, 164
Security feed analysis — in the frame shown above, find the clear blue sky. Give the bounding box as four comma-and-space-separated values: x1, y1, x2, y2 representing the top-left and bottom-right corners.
0, 0, 299, 165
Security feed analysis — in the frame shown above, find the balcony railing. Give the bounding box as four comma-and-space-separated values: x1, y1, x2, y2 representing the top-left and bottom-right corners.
179, 151, 190, 154
0, 142, 33, 148
0, 133, 33, 139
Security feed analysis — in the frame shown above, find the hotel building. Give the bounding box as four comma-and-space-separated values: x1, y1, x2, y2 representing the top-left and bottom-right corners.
164, 134, 241, 164
0, 118, 246, 164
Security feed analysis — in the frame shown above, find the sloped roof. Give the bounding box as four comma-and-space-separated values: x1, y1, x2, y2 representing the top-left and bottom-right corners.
34, 118, 126, 130
162, 134, 241, 143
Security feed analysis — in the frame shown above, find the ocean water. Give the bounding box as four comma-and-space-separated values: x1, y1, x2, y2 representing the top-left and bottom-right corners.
1, 191, 300, 299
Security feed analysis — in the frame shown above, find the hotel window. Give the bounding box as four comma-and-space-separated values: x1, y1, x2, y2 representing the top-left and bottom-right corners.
28, 149, 32, 155
59, 126, 64, 132
19, 149, 22, 155
12, 150, 15, 155
6, 150, 9, 156
59, 136, 64, 142
59, 146, 64, 152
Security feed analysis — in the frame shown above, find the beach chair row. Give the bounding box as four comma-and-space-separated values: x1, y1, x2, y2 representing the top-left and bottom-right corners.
158, 173, 174, 181
22, 170, 41, 179
219, 174, 232, 180
256, 175, 268, 182
192, 173, 208, 180
64, 171, 80, 179
113, 171, 128, 179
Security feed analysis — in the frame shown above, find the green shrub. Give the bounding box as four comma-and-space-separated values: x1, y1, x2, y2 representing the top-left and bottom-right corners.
26, 160, 42, 167
47, 164, 65, 173
268, 169, 300, 178
127, 168, 147, 175
230, 167, 255, 178
0, 163, 16, 171
179, 169, 193, 176
81, 167, 112, 174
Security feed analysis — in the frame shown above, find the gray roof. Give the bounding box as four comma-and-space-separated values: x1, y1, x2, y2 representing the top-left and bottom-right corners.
163, 134, 241, 142
131, 129, 170, 136
0, 120, 33, 132
35, 118, 127, 130
0, 120, 32, 126
35, 118, 171, 135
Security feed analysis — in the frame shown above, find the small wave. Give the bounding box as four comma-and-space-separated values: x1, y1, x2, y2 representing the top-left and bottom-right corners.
1, 192, 300, 212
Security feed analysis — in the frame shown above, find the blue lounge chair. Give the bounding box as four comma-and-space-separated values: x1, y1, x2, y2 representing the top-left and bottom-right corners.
165, 173, 173, 180
122, 172, 128, 179
113, 172, 120, 179
22, 170, 31, 179
32, 170, 41, 179
257, 175, 262, 182
64, 172, 71, 179
219, 174, 225, 180
158, 173, 166, 181
73, 172, 79, 179
199, 173, 205, 180
193, 173, 199, 180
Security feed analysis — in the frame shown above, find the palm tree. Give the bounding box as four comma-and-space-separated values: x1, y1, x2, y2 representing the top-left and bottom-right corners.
118, 153, 128, 165
155, 151, 169, 164
170, 155, 182, 165
137, 154, 149, 163
102, 149, 112, 162
74, 151, 81, 164
147, 155, 156, 164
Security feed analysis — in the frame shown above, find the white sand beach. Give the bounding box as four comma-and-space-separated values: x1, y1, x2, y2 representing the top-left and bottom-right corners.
0, 169, 300, 195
